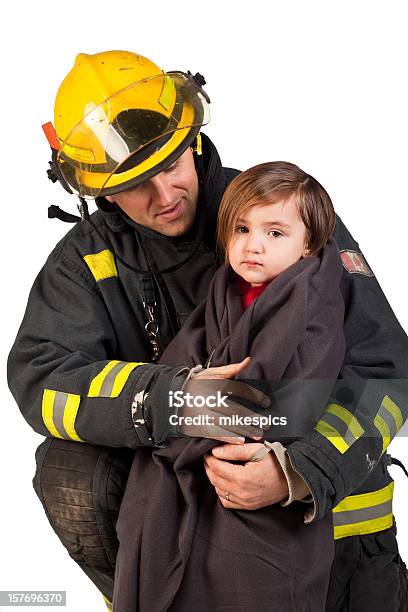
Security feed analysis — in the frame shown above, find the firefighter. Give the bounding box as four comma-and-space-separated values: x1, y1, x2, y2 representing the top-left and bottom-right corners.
8, 50, 408, 611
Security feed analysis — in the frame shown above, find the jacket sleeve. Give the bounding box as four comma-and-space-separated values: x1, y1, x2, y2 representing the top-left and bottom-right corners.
7, 246, 182, 448
286, 216, 408, 521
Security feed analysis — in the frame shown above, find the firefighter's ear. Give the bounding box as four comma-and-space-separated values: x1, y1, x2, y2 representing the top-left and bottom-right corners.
105, 195, 114, 204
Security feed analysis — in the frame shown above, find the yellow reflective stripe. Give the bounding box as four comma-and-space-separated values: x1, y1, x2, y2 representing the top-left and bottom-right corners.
333, 482, 394, 513
333, 482, 394, 539
88, 360, 121, 397
83, 249, 118, 282
62, 394, 83, 442
334, 513, 393, 539
42, 389, 83, 441
194, 132, 203, 155
373, 396, 403, 454
88, 360, 145, 398
374, 412, 391, 453
314, 420, 349, 454
382, 395, 404, 431
110, 362, 144, 397
315, 403, 364, 454
326, 403, 364, 440
42, 389, 64, 438
159, 75, 176, 111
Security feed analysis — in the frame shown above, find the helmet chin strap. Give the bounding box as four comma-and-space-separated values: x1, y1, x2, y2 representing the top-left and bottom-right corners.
78, 197, 90, 221
47, 196, 91, 223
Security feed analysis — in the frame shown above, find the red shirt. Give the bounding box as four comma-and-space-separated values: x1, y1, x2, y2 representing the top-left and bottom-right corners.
239, 279, 269, 309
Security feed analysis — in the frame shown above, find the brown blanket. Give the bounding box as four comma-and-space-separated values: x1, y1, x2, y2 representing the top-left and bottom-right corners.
114, 240, 345, 611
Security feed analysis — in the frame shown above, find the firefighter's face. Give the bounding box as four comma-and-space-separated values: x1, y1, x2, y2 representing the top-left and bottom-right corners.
106, 149, 199, 236
228, 197, 308, 286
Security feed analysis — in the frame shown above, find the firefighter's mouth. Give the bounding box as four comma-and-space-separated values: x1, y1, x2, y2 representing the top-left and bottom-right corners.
156, 200, 183, 220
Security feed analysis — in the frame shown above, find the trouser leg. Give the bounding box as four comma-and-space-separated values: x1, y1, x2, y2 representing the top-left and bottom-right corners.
33, 438, 133, 603
326, 526, 404, 612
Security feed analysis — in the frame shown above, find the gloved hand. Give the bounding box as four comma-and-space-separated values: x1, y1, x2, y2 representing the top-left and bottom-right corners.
178, 357, 271, 442
144, 357, 271, 446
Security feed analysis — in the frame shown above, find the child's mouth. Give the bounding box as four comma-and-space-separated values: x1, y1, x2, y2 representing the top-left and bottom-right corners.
243, 260, 263, 267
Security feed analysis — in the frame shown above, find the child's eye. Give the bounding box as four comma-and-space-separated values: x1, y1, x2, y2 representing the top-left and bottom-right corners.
268, 230, 283, 238
235, 226, 249, 233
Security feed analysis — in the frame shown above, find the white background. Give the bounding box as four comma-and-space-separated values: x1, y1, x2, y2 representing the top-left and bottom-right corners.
2, 1, 408, 610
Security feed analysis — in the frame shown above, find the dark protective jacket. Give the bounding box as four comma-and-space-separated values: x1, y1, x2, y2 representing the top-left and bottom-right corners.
113, 240, 345, 611
7, 134, 408, 539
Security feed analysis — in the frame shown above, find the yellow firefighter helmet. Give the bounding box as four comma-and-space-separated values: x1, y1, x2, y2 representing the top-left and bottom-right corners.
51, 50, 210, 197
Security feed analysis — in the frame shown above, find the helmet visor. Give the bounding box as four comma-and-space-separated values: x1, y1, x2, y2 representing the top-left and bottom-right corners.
57, 72, 210, 196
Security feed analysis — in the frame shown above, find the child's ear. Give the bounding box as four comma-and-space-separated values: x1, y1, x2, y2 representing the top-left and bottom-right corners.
303, 246, 310, 257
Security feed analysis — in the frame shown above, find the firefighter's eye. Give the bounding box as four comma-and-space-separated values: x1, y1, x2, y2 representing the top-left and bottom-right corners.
164, 162, 178, 173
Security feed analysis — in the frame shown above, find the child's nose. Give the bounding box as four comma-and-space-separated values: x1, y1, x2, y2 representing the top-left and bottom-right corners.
245, 235, 263, 253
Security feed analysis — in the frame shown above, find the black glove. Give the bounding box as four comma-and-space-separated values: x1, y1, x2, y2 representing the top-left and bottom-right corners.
142, 365, 271, 447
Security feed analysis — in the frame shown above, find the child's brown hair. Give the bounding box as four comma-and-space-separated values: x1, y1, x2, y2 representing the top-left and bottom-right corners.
217, 161, 336, 262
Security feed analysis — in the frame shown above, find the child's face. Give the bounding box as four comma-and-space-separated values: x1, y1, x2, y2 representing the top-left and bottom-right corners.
228, 197, 308, 286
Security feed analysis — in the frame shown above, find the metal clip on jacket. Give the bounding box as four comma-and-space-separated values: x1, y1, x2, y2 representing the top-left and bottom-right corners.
143, 302, 161, 362
141, 276, 161, 362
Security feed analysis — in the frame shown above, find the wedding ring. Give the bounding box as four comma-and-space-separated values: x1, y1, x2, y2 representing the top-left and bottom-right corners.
225, 491, 230, 501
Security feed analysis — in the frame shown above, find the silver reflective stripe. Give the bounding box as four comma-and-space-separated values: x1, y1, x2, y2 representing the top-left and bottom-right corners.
52, 391, 70, 439
333, 500, 392, 527
377, 403, 397, 441
319, 411, 358, 447
98, 361, 127, 397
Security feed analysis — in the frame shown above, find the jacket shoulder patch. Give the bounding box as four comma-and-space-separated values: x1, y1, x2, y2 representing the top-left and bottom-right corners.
340, 250, 374, 277
83, 249, 118, 282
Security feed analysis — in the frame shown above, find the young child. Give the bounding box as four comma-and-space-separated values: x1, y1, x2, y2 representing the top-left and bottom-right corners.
114, 162, 345, 612
161, 160, 344, 381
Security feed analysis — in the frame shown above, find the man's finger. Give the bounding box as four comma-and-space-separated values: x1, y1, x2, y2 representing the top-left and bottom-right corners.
180, 423, 247, 441
210, 378, 271, 411
211, 442, 265, 462
204, 453, 246, 481
215, 487, 233, 505
215, 487, 233, 503
197, 357, 252, 379
213, 436, 245, 444
221, 378, 271, 410
214, 487, 246, 510
186, 378, 271, 413
219, 356, 251, 377
204, 462, 239, 493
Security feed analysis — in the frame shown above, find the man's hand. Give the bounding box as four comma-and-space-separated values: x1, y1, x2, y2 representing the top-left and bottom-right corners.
178, 357, 271, 443
193, 357, 252, 381
203, 442, 289, 509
